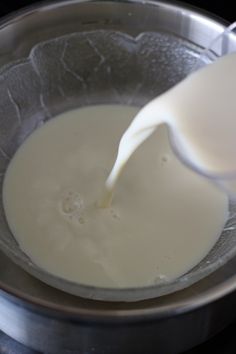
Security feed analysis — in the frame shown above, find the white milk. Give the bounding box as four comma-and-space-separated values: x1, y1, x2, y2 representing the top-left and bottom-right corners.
105, 53, 236, 201
3, 105, 227, 288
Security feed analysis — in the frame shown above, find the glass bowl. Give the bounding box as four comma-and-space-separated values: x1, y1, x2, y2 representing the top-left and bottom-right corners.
0, 0, 236, 301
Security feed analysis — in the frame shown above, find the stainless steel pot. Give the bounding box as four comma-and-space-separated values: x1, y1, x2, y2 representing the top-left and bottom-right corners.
0, 1, 235, 353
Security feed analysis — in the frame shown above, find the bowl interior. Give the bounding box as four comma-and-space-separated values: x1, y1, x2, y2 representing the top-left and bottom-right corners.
0, 0, 236, 302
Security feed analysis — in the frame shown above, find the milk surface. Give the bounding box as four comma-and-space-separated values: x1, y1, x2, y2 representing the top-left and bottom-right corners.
3, 105, 228, 288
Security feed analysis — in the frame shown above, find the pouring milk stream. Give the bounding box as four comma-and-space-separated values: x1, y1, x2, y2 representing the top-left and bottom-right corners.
101, 52, 236, 207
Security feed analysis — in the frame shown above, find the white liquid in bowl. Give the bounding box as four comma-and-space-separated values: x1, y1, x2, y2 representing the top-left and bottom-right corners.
3, 105, 228, 288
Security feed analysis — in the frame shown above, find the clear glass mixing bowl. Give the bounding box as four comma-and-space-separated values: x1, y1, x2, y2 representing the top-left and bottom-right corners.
0, 0, 236, 301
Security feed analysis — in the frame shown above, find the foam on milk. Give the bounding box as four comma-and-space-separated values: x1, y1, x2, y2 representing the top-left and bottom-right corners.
3, 105, 228, 289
